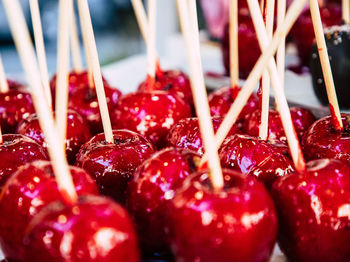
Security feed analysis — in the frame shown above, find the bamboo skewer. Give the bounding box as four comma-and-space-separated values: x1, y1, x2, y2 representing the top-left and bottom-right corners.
3, 0, 77, 203
177, 0, 224, 190
229, 0, 239, 88
200, 0, 308, 169
277, 0, 286, 84
343, 0, 350, 24
77, 0, 114, 144
29, 0, 52, 108
55, 0, 72, 151
0, 55, 9, 93
309, 0, 343, 130
146, 0, 157, 87
247, 0, 305, 171
70, 1, 83, 72
131, 0, 149, 45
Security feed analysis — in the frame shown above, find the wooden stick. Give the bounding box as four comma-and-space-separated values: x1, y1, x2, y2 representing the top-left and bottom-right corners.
177, 0, 224, 189
259, 0, 274, 140
200, 0, 307, 168
146, 0, 156, 87
77, 0, 93, 88
277, 0, 286, 85
343, 0, 350, 24
55, 0, 71, 152
3, 0, 77, 203
70, 1, 83, 72
77, 0, 114, 143
247, 0, 305, 171
131, 0, 149, 45
29, 0, 52, 109
0, 55, 9, 93
229, 0, 239, 88
309, 0, 343, 130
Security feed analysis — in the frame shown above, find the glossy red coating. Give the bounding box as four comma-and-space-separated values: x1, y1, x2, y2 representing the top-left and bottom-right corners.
22, 195, 139, 262
17, 110, 92, 164
219, 134, 294, 188
302, 113, 350, 164
138, 69, 193, 106
208, 86, 259, 125
76, 129, 155, 203
166, 169, 278, 262
111, 91, 192, 148
222, 17, 261, 79
291, 3, 341, 65
271, 158, 350, 262
0, 82, 35, 134
0, 160, 98, 261
166, 116, 240, 155
243, 107, 316, 143
0, 134, 48, 187
127, 147, 200, 257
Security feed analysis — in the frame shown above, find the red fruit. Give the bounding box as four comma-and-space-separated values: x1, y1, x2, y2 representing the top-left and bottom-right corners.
111, 91, 192, 148
222, 18, 261, 79
302, 114, 350, 164
208, 86, 259, 125
76, 129, 155, 203
0, 83, 35, 134
22, 195, 139, 262
291, 3, 341, 65
0, 160, 98, 261
243, 107, 316, 143
271, 159, 350, 262
138, 70, 193, 106
219, 134, 294, 188
17, 110, 92, 164
0, 134, 48, 187
127, 147, 200, 257
166, 116, 240, 155
67, 80, 122, 135
167, 169, 278, 262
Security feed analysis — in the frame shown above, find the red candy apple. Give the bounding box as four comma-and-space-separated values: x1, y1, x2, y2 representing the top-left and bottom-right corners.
302, 114, 350, 164
22, 195, 139, 262
0, 82, 35, 134
166, 116, 240, 155
111, 91, 192, 148
243, 107, 316, 143
0, 134, 48, 187
219, 134, 294, 188
166, 169, 278, 262
76, 129, 155, 203
271, 158, 350, 262
208, 86, 259, 125
0, 160, 98, 261
138, 69, 193, 106
127, 147, 201, 258
17, 109, 92, 164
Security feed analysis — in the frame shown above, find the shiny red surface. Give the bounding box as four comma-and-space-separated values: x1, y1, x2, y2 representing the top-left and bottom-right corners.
219, 134, 294, 188
111, 91, 192, 148
138, 69, 193, 106
17, 110, 92, 164
166, 116, 240, 155
208, 86, 259, 125
127, 147, 200, 257
0, 83, 35, 134
22, 195, 139, 262
0, 160, 98, 261
291, 3, 341, 65
0, 134, 48, 187
167, 169, 277, 262
271, 159, 350, 262
76, 130, 155, 203
302, 114, 350, 164
243, 107, 316, 143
